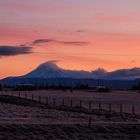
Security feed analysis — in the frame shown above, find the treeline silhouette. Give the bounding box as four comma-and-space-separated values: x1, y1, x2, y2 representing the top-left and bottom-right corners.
0, 83, 110, 92
0, 84, 2, 91
0, 83, 90, 91
132, 82, 140, 91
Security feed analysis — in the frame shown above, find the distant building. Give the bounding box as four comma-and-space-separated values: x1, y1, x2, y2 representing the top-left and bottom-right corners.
96, 86, 110, 92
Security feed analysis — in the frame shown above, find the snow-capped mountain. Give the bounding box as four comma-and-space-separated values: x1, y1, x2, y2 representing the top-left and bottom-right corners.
22, 61, 140, 80
23, 61, 91, 79
1, 61, 140, 89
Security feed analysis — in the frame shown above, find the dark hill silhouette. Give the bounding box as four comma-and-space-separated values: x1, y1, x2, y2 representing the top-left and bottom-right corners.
1, 61, 140, 89
22, 61, 140, 80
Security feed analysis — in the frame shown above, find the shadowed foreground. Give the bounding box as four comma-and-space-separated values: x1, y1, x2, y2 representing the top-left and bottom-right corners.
0, 95, 140, 140
0, 124, 140, 140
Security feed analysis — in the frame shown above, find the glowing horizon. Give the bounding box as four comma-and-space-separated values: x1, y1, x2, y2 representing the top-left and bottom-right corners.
0, 0, 140, 78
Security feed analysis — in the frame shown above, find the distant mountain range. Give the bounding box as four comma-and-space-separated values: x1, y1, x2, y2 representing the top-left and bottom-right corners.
21, 61, 140, 80
1, 61, 140, 89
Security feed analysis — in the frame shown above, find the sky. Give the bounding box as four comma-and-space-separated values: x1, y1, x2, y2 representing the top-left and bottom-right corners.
0, 0, 140, 78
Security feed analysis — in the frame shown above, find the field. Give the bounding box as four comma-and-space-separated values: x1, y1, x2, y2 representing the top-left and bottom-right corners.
5, 89, 140, 114
0, 90, 140, 140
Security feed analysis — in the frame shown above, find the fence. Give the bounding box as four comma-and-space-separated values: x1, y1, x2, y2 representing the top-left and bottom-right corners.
0, 90, 138, 115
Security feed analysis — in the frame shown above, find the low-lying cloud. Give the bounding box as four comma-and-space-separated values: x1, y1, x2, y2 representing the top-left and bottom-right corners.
0, 45, 33, 56
32, 39, 55, 45
58, 41, 90, 46
32, 39, 90, 46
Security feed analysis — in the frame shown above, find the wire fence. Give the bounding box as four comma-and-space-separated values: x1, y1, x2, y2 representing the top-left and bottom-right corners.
0, 90, 138, 115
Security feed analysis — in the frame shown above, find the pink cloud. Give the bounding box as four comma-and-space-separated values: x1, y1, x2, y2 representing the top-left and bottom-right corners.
92, 15, 138, 24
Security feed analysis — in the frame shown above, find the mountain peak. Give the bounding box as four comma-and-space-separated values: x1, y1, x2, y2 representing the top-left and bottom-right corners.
92, 68, 107, 75
22, 61, 140, 80
37, 60, 60, 70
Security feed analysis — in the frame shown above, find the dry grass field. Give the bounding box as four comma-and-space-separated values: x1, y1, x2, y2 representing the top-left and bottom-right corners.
0, 90, 140, 140
6, 90, 140, 114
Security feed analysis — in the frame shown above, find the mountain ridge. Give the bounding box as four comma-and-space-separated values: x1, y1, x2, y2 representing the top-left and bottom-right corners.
0, 61, 140, 89
21, 61, 140, 80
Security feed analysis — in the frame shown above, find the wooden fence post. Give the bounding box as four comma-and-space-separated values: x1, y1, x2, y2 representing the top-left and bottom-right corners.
39, 96, 41, 103
18, 92, 20, 98
120, 104, 122, 114
89, 101, 92, 110
70, 100, 73, 107
99, 103, 102, 110
31, 94, 34, 101
11, 91, 13, 96
109, 104, 112, 112
88, 116, 92, 128
25, 93, 27, 99
53, 98, 56, 107
46, 97, 48, 105
62, 99, 65, 106
80, 100, 82, 108
132, 104, 135, 115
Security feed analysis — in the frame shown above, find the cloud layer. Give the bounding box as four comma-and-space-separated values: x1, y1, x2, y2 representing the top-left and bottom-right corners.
32, 39, 90, 46
0, 46, 32, 56
0, 37, 89, 58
